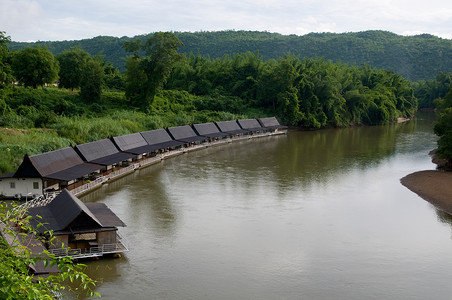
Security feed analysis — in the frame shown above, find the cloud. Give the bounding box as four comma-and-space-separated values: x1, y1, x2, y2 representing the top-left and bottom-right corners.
1, 0, 451, 41
0, 0, 42, 40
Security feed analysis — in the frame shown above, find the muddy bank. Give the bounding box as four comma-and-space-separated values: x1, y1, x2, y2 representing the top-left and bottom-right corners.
401, 170, 452, 215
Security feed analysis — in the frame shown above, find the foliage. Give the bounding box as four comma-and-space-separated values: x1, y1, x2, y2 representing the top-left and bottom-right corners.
0, 31, 13, 87
168, 53, 417, 127
11, 46, 59, 88
124, 32, 184, 110
0, 87, 85, 127
102, 60, 124, 91
0, 203, 99, 299
124, 54, 147, 108
412, 72, 452, 108
80, 59, 104, 103
434, 83, 452, 166
56, 47, 90, 90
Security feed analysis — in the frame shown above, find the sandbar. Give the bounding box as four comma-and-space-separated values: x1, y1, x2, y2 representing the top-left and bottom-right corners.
401, 170, 452, 214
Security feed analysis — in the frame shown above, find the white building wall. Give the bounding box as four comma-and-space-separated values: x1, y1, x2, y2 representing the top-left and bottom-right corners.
0, 177, 43, 198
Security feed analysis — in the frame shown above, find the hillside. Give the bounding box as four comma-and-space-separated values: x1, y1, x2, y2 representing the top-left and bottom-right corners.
8, 30, 452, 81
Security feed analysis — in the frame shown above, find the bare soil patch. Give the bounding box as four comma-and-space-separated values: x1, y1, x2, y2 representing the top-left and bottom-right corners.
401, 170, 452, 214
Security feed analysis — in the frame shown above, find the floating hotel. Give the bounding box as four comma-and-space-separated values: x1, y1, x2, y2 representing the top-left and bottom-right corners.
0, 117, 286, 273
0, 117, 287, 200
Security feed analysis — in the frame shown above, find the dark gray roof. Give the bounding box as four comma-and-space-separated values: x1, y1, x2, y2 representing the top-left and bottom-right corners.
0, 172, 15, 179
29, 147, 85, 176
113, 133, 148, 151
29, 189, 125, 235
74, 139, 135, 166
14, 147, 102, 181
112, 133, 159, 155
85, 202, 126, 227
257, 117, 288, 129
167, 125, 207, 143
237, 119, 264, 132
75, 139, 118, 160
215, 120, 248, 135
141, 128, 173, 144
193, 123, 229, 138
44, 163, 103, 181
140, 129, 184, 149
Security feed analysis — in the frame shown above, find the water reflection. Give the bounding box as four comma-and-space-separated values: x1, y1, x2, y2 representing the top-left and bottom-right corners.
436, 209, 452, 228
81, 163, 178, 236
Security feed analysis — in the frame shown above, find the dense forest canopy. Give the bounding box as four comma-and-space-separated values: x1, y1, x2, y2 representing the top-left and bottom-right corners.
8, 30, 452, 81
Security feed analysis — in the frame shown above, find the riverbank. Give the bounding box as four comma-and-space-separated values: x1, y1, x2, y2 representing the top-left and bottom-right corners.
401, 170, 452, 214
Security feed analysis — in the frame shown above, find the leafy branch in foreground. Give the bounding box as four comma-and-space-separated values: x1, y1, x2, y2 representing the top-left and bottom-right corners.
0, 202, 100, 299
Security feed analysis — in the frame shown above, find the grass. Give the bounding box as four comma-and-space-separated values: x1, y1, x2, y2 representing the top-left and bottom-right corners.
0, 128, 74, 174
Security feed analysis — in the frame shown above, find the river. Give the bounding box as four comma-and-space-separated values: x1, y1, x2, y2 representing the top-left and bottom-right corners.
79, 112, 452, 299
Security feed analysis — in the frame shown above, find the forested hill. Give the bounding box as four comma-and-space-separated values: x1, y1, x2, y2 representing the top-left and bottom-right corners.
8, 30, 452, 81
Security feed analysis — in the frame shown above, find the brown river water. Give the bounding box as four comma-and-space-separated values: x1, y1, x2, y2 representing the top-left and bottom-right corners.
76, 112, 452, 299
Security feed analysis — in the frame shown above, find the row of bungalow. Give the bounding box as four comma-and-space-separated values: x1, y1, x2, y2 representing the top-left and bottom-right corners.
0, 117, 287, 199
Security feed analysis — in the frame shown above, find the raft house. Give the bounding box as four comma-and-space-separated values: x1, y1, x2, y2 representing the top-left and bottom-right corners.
0, 189, 128, 274
27, 189, 127, 259
0, 117, 287, 200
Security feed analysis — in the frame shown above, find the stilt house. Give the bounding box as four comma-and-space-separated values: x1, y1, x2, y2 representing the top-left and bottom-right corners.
2, 147, 103, 197
28, 189, 127, 258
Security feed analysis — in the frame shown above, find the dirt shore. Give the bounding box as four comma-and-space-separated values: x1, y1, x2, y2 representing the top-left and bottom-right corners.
401, 170, 452, 214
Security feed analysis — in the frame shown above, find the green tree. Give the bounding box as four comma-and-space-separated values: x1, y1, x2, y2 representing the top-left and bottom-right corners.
413, 72, 452, 109
11, 46, 59, 88
434, 84, 452, 168
0, 31, 13, 87
124, 32, 183, 110
102, 60, 124, 91
80, 59, 104, 103
124, 55, 147, 107
56, 47, 90, 90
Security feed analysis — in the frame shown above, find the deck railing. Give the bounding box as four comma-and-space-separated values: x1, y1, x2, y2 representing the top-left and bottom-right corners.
71, 177, 105, 196
104, 164, 138, 181
49, 232, 129, 259
139, 156, 162, 168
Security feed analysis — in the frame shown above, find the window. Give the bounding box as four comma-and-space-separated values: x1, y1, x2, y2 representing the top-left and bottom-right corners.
10, 182, 15, 189
33, 182, 39, 189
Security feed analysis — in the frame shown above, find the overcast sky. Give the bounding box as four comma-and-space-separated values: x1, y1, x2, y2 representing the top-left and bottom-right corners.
1, 0, 451, 42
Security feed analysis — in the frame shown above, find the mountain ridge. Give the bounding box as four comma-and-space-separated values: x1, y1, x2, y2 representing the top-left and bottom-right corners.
8, 30, 452, 81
